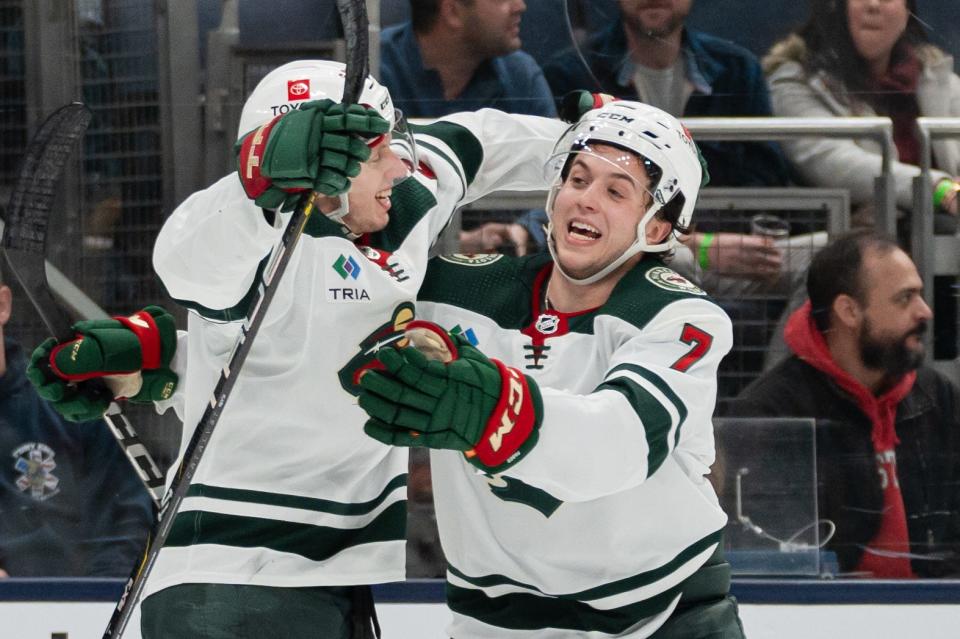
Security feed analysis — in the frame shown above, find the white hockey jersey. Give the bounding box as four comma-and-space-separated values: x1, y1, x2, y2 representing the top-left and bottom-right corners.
416, 253, 734, 638
147, 110, 565, 597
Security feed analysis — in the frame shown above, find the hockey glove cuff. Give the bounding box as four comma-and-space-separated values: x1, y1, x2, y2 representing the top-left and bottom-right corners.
359, 321, 541, 472
27, 305, 178, 422
559, 90, 618, 124
236, 99, 390, 210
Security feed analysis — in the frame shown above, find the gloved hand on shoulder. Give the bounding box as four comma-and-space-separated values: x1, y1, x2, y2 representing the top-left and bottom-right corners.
236, 99, 390, 211
558, 90, 618, 124
27, 305, 178, 422
358, 321, 541, 473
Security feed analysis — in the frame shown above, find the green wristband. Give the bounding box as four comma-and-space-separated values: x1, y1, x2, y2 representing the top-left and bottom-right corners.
933, 179, 959, 210
698, 232, 715, 271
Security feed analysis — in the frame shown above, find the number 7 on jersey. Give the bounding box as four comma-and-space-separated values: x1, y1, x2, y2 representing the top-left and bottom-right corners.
671, 323, 713, 372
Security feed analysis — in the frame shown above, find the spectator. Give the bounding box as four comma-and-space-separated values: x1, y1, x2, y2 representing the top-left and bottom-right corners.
763, 0, 960, 231
381, 0, 557, 255
380, 0, 556, 118
0, 276, 153, 577
543, 0, 790, 189
726, 230, 960, 578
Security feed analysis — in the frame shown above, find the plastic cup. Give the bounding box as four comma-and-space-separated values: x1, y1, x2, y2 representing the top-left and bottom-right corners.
750, 214, 790, 240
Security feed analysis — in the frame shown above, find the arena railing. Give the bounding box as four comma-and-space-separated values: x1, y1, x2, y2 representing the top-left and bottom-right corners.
913, 117, 960, 375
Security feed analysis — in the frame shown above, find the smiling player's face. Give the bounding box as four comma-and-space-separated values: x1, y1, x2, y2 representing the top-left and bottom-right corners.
340, 136, 411, 234
550, 144, 669, 281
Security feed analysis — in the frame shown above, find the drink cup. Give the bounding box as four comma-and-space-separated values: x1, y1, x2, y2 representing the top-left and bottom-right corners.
750, 214, 790, 240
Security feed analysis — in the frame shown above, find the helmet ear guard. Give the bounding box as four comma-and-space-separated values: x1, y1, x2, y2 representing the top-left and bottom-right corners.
543, 101, 705, 285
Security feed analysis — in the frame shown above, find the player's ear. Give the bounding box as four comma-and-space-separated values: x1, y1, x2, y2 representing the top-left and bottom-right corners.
0, 285, 12, 327
645, 216, 672, 246
441, 0, 467, 28
832, 293, 861, 330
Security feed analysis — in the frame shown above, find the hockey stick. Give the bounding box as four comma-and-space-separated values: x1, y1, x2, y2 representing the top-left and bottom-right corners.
1, 103, 166, 508
101, 1, 370, 636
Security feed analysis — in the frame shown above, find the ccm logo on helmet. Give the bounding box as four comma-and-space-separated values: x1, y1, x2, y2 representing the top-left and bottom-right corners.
596, 112, 635, 123
287, 79, 310, 101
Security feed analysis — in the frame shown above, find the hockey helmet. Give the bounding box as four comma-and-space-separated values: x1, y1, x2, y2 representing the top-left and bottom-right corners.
238, 59, 417, 187
543, 100, 705, 285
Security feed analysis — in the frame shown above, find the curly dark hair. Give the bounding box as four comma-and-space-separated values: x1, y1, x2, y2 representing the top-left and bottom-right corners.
797, 0, 928, 99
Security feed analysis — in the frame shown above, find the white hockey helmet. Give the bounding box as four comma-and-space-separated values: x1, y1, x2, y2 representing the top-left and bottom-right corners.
543, 100, 705, 285
237, 60, 417, 225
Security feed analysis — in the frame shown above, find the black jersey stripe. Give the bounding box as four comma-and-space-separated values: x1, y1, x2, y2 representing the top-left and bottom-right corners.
169, 253, 270, 322
165, 500, 406, 559
184, 473, 407, 516
446, 529, 721, 601
410, 120, 483, 186
606, 363, 690, 448
447, 579, 682, 635
596, 364, 687, 476
415, 139, 467, 197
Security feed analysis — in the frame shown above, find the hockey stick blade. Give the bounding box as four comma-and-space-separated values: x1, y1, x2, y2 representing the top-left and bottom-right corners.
3, 103, 91, 341
2, 103, 165, 508
102, 1, 370, 636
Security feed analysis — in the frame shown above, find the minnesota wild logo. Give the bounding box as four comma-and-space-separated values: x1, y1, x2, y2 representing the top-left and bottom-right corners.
438, 253, 503, 266
645, 266, 706, 295
337, 302, 416, 395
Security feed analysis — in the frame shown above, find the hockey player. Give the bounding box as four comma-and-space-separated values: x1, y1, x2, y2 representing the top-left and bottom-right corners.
358, 101, 744, 638
27, 59, 566, 638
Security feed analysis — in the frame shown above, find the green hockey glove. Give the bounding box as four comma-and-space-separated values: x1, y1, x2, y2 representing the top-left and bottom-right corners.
558, 90, 618, 123
236, 99, 390, 210
26, 305, 178, 422
359, 321, 541, 472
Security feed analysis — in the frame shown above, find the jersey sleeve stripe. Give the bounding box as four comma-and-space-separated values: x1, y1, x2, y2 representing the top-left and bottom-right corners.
605, 363, 689, 447
414, 139, 466, 198
168, 253, 270, 322
410, 120, 483, 185
185, 473, 407, 516
597, 364, 688, 476
165, 500, 406, 560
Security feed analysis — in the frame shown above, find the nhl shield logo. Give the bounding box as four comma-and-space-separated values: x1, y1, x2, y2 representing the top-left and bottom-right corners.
534, 313, 560, 335
13, 442, 60, 501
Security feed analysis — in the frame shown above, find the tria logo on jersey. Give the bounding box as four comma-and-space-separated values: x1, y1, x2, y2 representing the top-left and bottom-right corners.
13, 442, 60, 501
333, 254, 362, 280
328, 252, 371, 302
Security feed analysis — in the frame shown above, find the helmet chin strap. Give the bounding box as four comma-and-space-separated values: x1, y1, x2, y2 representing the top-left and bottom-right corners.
545, 196, 673, 287
324, 195, 361, 240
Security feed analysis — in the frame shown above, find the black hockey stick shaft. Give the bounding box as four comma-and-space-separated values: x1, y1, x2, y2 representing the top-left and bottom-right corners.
101, 1, 370, 636
1, 103, 165, 507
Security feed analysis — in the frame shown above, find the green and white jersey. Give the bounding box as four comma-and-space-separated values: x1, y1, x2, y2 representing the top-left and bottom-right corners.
148, 110, 565, 598
417, 253, 733, 638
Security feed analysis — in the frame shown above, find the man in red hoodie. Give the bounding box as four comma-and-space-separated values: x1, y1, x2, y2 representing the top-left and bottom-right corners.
727, 229, 960, 578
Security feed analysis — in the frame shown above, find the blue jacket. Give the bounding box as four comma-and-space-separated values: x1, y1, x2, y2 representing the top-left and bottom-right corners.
0, 339, 153, 576
380, 22, 557, 118
543, 24, 791, 187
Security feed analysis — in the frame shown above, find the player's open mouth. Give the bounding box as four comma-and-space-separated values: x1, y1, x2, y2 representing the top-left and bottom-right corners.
376, 190, 392, 210
569, 220, 601, 240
